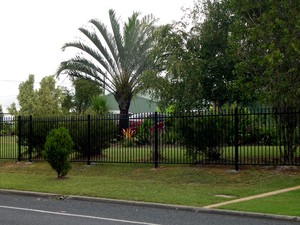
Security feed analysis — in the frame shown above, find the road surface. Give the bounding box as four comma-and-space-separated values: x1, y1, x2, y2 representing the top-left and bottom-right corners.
0, 192, 298, 225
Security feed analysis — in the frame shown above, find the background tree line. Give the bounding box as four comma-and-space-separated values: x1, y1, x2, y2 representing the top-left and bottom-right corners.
8, 0, 299, 116
144, 0, 299, 112
7, 75, 107, 117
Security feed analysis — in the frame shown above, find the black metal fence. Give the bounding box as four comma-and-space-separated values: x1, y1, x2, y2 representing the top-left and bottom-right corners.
0, 108, 299, 169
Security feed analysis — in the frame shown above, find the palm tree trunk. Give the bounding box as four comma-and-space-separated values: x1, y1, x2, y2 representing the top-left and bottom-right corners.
114, 93, 132, 136
119, 107, 130, 132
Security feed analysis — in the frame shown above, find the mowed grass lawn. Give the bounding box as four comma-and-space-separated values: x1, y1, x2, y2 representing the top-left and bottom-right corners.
220, 189, 300, 217
0, 161, 300, 216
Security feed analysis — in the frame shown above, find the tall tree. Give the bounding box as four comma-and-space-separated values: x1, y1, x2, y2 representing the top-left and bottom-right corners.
8, 75, 64, 116
72, 78, 103, 114
142, 0, 239, 111
229, 0, 300, 108
12, 74, 37, 115
61, 78, 105, 115
229, 0, 300, 162
193, 0, 237, 106
57, 9, 156, 129
35, 76, 64, 116
141, 24, 204, 112
61, 87, 74, 114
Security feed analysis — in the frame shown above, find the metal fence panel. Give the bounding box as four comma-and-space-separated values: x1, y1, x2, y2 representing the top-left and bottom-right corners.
0, 108, 299, 167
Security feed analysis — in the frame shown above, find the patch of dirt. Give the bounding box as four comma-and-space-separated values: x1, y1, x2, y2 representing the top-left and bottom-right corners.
214, 194, 236, 198
197, 164, 300, 174
0, 161, 33, 169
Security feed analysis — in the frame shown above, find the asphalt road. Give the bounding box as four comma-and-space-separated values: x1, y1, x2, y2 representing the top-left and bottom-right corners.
0, 192, 298, 225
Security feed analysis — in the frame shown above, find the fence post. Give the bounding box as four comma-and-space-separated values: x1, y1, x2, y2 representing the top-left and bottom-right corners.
234, 108, 239, 171
17, 116, 21, 161
87, 114, 91, 165
29, 115, 32, 162
154, 112, 159, 168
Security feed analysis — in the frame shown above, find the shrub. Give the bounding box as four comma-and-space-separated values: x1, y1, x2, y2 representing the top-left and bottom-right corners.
161, 128, 181, 144
66, 115, 116, 157
43, 127, 74, 178
177, 114, 224, 162
160, 116, 183, 145
18, 116, 59, 159
18, 115, 116, 159
135, 119, 152, 144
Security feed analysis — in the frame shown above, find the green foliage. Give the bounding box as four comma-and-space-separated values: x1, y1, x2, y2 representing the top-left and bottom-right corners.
35, 76, 64, 116
273, 108, 300, 163
72, 78, 103, 114
18, 117, 59, 158
88, 95, 108, 115
7, 103, 18, 116
61, 88, 74, 114
0, 123, 15, 136
135, 119, 152, 144
177, 114, 225, 161
8, 75, 64, 117
143, 0, 299, 112
142, 1, 238, 110
43, 127, 74, 178
18, 115, 116, 159
220, 105, 300, 163
13, 75, 36, 115
229, 0, 300, 108
67, 115, 116, 157
220, 105, 279, 146
191, 0, 237, 106
161, 128, 181, 145
159, 116, 183, 145
142, 24, 204, 112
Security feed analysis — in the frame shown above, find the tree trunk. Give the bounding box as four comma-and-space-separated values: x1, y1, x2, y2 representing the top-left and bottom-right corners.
114, 92, 132, 137
119, 107, 130, 134
275, 107, 299, 164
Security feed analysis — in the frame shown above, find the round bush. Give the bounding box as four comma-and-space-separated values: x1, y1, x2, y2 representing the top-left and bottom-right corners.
43, 127, 74, 178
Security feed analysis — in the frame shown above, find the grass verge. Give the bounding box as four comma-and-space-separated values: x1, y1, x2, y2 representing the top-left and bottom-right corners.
219, 189, 300, 217
0, 161, 299, 216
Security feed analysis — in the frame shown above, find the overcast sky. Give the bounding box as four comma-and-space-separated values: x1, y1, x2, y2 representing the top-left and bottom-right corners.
0, 0, 195, 112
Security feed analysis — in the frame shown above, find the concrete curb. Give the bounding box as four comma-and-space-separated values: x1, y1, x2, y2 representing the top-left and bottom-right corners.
0, 189, 299, 223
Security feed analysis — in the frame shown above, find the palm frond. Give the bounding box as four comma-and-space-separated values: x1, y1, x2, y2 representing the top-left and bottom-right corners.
57, 57, 115, 93
109, 9, 125, 68
62, 41, 114, 75
89, 18, 122, 75
122, 15, 157, 90
78, 27, 119, 76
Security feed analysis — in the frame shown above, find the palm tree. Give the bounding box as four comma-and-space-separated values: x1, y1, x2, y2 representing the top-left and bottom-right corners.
57, 9, 157, 130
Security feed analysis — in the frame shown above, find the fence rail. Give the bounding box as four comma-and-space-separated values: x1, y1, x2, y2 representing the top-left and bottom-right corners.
0, 108, 299, 169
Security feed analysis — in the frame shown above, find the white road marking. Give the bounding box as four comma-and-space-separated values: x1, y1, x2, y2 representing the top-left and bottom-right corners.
0, 205, 161, 225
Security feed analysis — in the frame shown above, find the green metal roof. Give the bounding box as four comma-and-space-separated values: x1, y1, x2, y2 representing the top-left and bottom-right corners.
104, 94, 158, 113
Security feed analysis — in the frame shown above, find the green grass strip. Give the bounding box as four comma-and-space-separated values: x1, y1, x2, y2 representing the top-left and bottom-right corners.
219, 190, 300, 217
0, 161, 300, 217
